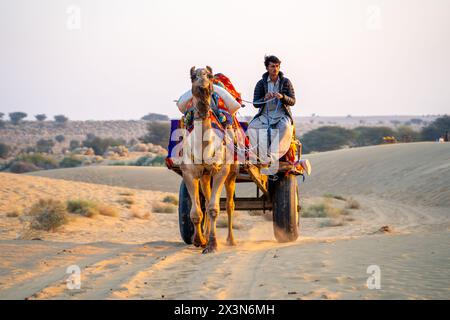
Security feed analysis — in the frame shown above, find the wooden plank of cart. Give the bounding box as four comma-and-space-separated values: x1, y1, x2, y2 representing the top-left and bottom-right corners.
165, 120, 311, 243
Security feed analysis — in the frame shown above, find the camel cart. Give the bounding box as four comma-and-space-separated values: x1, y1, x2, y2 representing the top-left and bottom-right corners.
165, 120, 311, 243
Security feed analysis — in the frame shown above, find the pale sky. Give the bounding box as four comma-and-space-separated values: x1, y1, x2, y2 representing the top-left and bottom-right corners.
1, 0, 449, 120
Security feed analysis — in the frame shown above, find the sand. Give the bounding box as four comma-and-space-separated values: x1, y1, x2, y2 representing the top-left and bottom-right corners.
1, 141, 449, 299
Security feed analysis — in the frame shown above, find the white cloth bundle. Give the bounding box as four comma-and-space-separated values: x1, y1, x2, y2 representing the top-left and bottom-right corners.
176, 85, 241, 115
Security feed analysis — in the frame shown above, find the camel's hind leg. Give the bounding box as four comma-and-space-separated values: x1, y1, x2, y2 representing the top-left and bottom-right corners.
183, 174, 207, 248
225, 165, 238, 246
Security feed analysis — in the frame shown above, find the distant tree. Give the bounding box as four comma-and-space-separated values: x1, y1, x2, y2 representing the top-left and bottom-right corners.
395, 125, 421, 143
35, 114, 47, 121
69, 140, 81, 150
301, 126, 355, 154
390, 120, 401, 126
36, 139, 55, 153
0, 112, 4, 119
352, 126, 395, 147
141, 113, 170, 121
55, 135, 65, 143
0, 143, 11, 159
421, 115, 450, 141
139, 122, 171, 148
9, 112, 27, 125
54, 114, 69, 125
410, 118, 423, 125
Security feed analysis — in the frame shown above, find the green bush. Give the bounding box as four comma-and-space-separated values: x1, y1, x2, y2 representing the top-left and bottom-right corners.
152, 203, 177, 214
421, 115, 450, 141
59, 156, 83, 168
162, 195, 178, 206
83, 136, 126, 155
29, 199, 69, 231
0, 143, 11, 159
9, 161, 40, 173
67, 199, 99, 218
301, 126, 355, 154
16, 153, 58, 170
36, 139, 55, 153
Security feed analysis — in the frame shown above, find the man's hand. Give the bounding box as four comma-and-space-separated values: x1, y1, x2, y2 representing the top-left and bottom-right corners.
264, 92, 274, 100
274, 92, 283, 100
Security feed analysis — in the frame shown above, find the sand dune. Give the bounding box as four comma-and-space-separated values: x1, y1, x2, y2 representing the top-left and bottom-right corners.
1, 142, 449, 299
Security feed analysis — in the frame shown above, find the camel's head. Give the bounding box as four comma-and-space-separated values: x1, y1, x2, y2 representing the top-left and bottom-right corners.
190, 66, 214, 118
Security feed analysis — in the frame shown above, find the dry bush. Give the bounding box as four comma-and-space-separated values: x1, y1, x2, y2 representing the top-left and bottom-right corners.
129, 206, 152, 220
98, 204, 120, 217
152, 203, 176, 214
29, 199, 69, 231
117, 197, 135, 208
67, 199, 99, 218
323, 193, 347, 201
302, 202, 348, 218
162, 195, 178, 206
346, 198, 361, 209
319, 219, 345, 228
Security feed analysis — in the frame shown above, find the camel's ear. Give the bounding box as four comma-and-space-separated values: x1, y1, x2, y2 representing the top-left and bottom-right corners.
190, 66, 196, 82
206, 65, 213, 75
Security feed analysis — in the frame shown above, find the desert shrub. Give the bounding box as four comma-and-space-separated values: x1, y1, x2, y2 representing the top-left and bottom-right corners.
162, 195, 178, 206
67, 199, 99, 218
9, 112, 27, 125
133, 154, 166, 167
395, 125, 421, 143
352, 126, 395, 147
29, 199, 68, 231
302, 202, 347, 218
152, 203, 176, 214
323, 193, 346, 201
117, 197, 134, 208
36, 139, 55, 153
346, 198, 361, 209
319, 219, 345, 228
16, 153, 58, 170
97, 205, 120, 217
9, 161, 40, 173
0, 143, 11, 159
6, 210, 21, 218
83, 136, 126, 156
59, 155, 83, 168
129, 207, 151, 220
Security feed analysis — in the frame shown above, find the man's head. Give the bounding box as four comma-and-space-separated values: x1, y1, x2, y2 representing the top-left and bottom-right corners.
264, 55, 281, 78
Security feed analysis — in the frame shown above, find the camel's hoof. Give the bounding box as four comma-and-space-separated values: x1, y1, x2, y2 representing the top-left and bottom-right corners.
193, 237, 207, 248
202, 245, 218, 254
226, 238, 237, 246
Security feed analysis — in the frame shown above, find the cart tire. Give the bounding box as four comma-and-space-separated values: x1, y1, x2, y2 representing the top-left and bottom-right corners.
178, 181, 207, 245
272, 174, 300, 242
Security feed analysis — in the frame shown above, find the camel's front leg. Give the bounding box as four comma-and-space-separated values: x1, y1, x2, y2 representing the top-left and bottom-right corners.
183, 174, 207, 248
200, 173, 212, 240
225, 166, 238, 246
203, 165, 230, 254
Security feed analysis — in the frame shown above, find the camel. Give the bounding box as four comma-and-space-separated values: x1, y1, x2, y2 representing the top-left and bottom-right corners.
179, 66, 240, 254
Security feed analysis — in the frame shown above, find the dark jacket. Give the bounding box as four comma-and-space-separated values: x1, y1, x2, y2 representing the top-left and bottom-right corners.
253, 71, 296, 123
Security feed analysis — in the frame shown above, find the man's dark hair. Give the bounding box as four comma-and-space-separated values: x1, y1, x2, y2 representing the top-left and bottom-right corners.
264, 55, 281, 68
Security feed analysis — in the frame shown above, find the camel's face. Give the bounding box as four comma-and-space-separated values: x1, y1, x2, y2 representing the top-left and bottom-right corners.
190, 66, 214, 118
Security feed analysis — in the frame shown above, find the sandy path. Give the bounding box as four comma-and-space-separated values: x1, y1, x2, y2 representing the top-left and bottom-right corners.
0, 142, 448, 299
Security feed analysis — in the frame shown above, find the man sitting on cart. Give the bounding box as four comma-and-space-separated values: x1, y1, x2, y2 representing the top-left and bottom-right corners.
247, 55, 296, 167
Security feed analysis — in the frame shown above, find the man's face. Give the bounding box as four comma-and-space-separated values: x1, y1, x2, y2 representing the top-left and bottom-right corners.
267, 62, 280, 77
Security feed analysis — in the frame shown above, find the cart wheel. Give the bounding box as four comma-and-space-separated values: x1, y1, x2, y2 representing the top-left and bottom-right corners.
178, 181, 208, 245
272, 174, 300, 242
